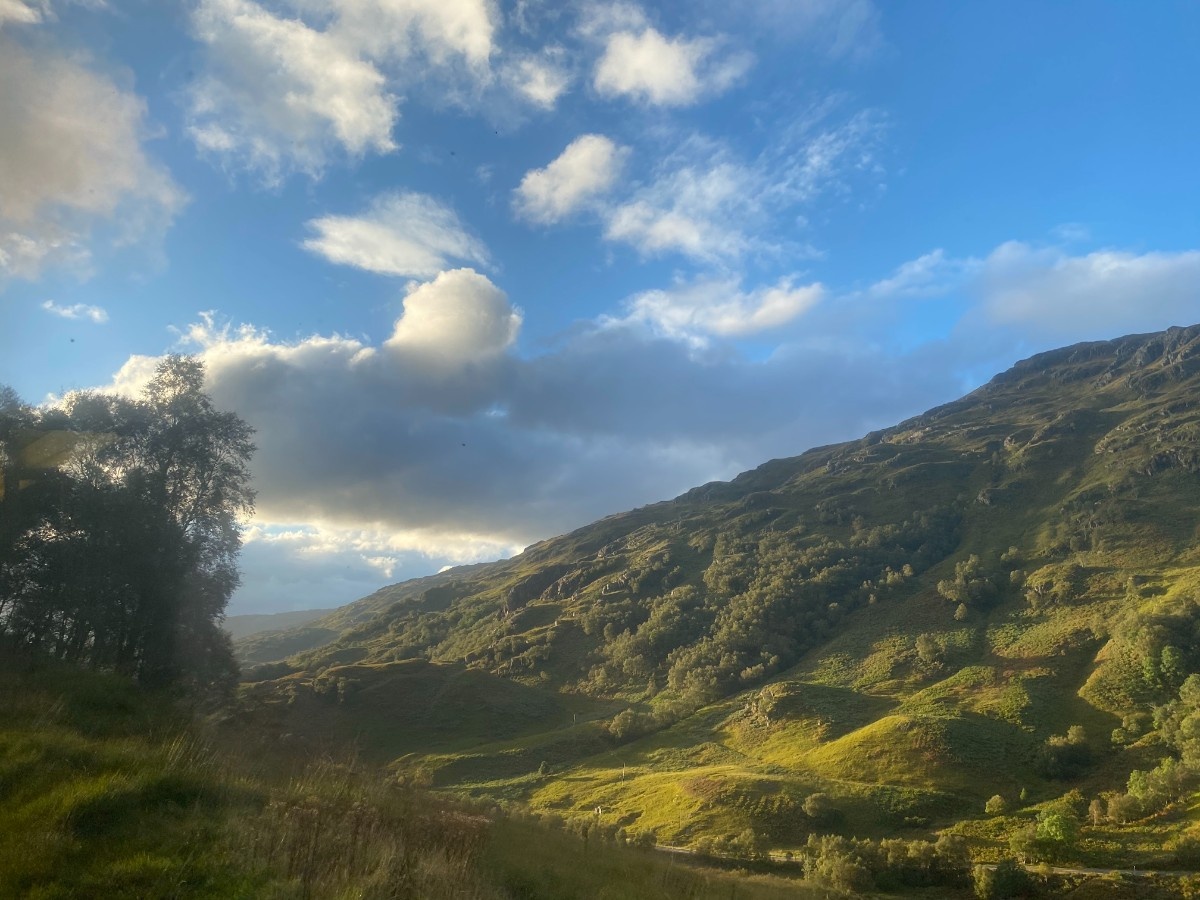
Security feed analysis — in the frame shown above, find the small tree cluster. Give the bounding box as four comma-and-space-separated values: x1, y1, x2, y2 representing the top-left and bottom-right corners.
937, 554, 1000, 615
801, 833, 970, 893
1008, 794, 1082, 864
1034, 725, 1092, 779
973, 858, 1036, 899
0, 358, 254, 689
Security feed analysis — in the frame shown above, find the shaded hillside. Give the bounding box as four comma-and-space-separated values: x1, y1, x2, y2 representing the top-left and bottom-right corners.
238, 324, 1200, 862
225, 607, 338, 640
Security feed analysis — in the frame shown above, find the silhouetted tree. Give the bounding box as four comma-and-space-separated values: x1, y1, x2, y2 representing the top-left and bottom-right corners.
0, 356, 254, 689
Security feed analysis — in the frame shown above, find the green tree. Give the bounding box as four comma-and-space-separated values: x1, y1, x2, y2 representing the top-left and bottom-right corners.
803, 791, 837, 822
0, 357, 254, 689
1007, 825, 1037, 864
1034, 803, 1080, 861
973, 858, 1034, 899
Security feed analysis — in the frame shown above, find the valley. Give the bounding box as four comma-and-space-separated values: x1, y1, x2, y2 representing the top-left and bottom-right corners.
231, 325, 1200, 881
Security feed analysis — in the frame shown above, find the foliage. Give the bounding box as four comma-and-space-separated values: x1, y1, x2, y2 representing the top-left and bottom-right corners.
800, 832, 970, 892
1034, 725, 1093, 779
973, 858, 1036, 899
230, 325, 1200, 865
0, 357, 254, 689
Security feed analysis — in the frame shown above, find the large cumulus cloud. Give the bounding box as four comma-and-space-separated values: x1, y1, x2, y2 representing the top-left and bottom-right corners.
106, 238, 1200, 613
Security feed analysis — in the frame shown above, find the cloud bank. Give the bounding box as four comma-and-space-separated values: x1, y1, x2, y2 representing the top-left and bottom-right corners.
101, 238, 1200, 612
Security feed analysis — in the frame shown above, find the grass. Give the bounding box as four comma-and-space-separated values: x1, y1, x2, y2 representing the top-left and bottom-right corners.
0, 660, 893, 898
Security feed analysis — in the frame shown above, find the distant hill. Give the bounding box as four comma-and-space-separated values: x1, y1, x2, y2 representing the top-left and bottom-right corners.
237, 324, 1200, 863
225, 607, 338, 640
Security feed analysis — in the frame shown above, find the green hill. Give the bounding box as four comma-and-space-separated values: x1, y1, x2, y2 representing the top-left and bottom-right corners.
224, 607, 339, 641
237, 324, 1200, 866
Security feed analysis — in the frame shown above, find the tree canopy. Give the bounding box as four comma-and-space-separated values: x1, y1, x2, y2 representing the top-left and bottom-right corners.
0, 357, 254, 689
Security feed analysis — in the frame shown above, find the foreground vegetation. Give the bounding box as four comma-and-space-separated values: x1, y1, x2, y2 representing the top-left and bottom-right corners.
11, 658, 1200, 897
236, 325, 1200, 870
1, 661, 863, 898
9, 327, 1200, 895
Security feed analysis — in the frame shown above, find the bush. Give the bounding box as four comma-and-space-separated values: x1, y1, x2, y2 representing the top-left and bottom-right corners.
974, 858, 1036, 899
803, 792, 837, 823
1035, 726, 1092, 779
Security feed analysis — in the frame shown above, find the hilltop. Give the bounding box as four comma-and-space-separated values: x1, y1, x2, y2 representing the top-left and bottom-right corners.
237, 324, 1200, 866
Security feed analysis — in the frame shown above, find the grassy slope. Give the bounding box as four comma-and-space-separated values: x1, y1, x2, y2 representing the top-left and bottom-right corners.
1, 663, 840, 899
236, 325, 1200, 862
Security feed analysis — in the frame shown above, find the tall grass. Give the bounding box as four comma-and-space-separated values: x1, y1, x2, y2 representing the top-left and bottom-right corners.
0, 661, 502, 898
0, 661, 831, 899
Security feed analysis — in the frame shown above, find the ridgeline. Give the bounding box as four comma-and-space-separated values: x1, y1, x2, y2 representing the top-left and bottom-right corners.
237, 324, 1200, 870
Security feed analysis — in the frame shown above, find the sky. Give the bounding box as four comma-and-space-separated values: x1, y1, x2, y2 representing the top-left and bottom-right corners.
2, 0, 1200, 615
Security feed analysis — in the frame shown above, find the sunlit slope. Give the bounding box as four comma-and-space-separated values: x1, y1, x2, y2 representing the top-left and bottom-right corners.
239, 324, 1200, 846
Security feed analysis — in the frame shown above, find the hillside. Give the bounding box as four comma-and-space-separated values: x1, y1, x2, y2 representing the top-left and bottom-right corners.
225, 607, 338, 641
238, 324, 1200, 865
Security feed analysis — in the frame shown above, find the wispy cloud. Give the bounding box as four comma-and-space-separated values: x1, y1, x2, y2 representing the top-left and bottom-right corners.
610, 275, 824, 343
0, 0, 48, 26
303, 191, 490, 278
725, 0, 883, 60
602, 108, 882, 263
41, 300, 109, 323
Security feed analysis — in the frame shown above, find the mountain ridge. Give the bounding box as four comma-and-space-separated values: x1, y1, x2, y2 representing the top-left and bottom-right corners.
235, 323, 1200, 863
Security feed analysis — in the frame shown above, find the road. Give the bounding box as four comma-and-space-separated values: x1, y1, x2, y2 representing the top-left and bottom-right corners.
653, 843, 1194, 881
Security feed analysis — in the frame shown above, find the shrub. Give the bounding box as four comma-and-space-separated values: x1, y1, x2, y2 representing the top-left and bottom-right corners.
973, 858, 1035, 899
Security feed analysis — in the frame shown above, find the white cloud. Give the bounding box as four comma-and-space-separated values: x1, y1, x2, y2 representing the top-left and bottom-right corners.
615, 276, 824, 342
187, 0, 501, 180
593, 26, 750, 106
603, 109, 883, 262
0, 37, 183, 280
312, 0, 497, 67
384, 268, 521, 365
232, 522, 516, 614
604, 151, 759, 261
41, 300, 108, 323
0, 0, 47, 26
514, 134, 627, 224
504, 48, 571, 109
303, 192, 489, 278
188, 0, 399, 180
866, 249, 979, 300
978, 242, 1200, 339
854, 241, 1200, 348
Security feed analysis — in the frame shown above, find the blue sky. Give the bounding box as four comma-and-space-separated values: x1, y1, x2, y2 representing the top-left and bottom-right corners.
3, 0, 1199, 614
